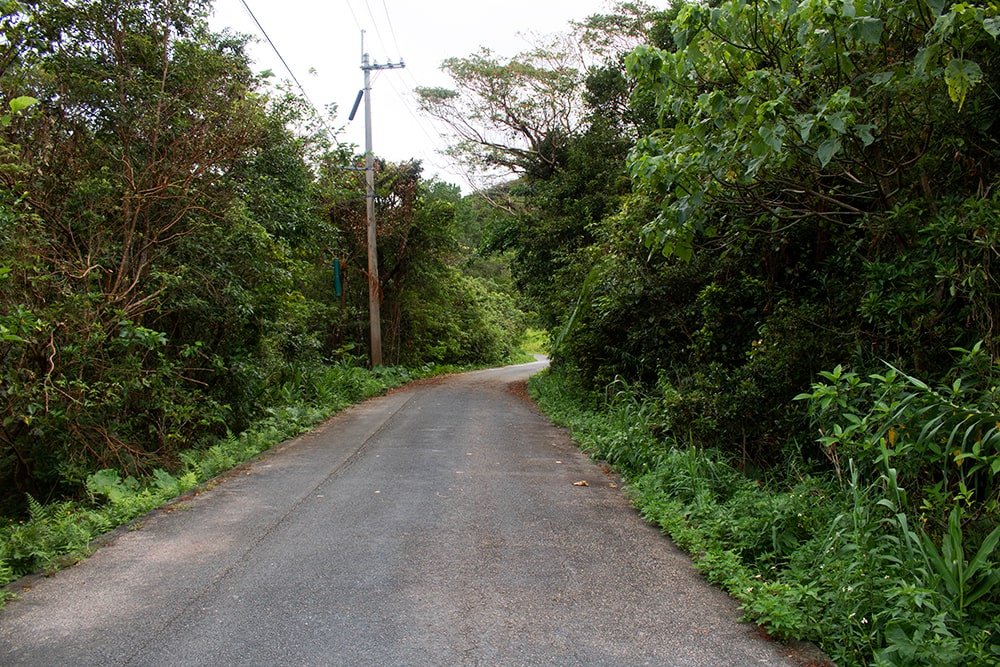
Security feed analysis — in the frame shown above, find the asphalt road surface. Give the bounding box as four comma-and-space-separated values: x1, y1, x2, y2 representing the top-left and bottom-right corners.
0, 360, 819, 666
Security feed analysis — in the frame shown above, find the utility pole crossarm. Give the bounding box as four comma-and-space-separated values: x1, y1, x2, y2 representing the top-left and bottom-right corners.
362, 60, 406, 72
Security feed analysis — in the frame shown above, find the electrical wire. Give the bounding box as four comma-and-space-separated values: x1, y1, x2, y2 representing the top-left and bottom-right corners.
380, 0, 404, 61
361, 0, 392, 62
235, 0, 475, 192
235, 0, 340, 138
366, 1, 476, 189
382, 76, 448, 154
237, 1, 313, 107
380, 67, 483, 193
342, 0, 363, 33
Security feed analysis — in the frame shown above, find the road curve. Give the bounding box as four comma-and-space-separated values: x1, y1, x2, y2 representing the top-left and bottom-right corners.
0, 361, 813, 666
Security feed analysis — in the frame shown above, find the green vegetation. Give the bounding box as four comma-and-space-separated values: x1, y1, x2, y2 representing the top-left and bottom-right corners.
521, 328, 551, 356
0, 359, 424, 603
531, 359, 1000, 666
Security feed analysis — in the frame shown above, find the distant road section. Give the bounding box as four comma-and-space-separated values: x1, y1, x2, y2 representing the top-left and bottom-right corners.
0, 361, 810, 666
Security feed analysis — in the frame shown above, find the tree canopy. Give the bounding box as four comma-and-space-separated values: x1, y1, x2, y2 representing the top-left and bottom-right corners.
3, 0, 1000, 660
627, 0, 1000, 258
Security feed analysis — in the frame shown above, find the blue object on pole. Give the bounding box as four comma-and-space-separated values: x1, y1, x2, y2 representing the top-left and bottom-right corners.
334, 258, 343, 297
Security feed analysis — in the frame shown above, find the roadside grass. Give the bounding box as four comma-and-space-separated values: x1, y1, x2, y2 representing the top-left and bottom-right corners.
527, 365, 1000, 667
0, 359, 464, 607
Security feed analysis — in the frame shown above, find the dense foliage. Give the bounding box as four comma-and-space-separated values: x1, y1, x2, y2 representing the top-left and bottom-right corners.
0, 0, 526, 518
426, 0, 1000, 663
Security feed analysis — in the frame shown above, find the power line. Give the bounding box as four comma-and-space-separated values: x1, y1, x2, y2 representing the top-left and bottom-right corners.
363, 4, 470, 186
342, 0, 363, 32
361, 0, 392, 61
235, 0, 472, 191
236, 0, 336, 137
237, 1, 312, 106
383, 75, 449, 155
380, 0, 403, 60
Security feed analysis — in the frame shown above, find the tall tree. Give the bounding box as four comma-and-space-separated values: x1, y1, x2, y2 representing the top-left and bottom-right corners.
416, 39, 585, 185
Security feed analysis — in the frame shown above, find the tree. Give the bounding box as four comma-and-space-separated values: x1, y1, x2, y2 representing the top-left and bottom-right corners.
626, 0, 1000, 259
0, 0, 283, 505
415, 3, 670, 188
416, 41, 585, 184
318, 158, 526, 367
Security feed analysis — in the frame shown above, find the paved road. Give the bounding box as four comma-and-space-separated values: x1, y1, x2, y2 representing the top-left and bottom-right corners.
0, 361, 815, 666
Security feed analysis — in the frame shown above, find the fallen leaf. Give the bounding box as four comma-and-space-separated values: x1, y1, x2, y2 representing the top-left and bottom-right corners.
573, 480, 589, 487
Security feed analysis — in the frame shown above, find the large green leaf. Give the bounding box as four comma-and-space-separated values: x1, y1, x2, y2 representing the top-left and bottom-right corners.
945, 58, 983, 110
816, 137, 841, 167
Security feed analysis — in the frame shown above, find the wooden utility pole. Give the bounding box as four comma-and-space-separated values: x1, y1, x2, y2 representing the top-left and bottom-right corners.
360, 33, 404, 367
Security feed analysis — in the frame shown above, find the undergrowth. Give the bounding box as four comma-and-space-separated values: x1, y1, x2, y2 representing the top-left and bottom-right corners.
529, 355, 1000, 667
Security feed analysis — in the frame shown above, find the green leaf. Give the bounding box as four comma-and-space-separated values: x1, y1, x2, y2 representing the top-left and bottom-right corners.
913, 46, 937, 79
86, 469, 126, 503
794, 114, 816, 142
816, 138, 841, 167
745, 154, 768, 178
867, 71, 894, 87
758, 124, 784, 153
855, 124, 876, 146
920, 528, 960, 598
924, 0, 946, 17
826, 112, 848, 134
965, 525, 1000, 590
850, 17, 883, 45
8, 96, 38, 113
945, 58, 983, 110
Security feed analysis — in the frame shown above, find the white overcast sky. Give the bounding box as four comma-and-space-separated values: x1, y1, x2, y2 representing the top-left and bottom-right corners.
208, 0, 615, 192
